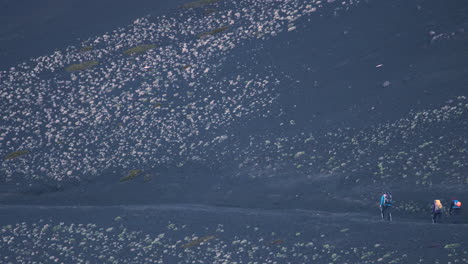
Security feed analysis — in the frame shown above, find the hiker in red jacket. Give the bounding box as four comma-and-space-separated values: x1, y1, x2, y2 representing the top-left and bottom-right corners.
449, 198, 462, 223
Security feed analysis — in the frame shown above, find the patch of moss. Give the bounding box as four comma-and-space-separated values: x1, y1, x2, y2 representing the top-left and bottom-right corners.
181, 236, 215, 248
65, 61, 99, 72
123, 44, 156, 56
204, 8, 217, 15
80, 46, 93, 52
120, 170, 143, 182
270, 239, 284, 245
294, 151, 305, 159
180, 0, 220, 9
198, 26, 229, 38
4, 150, 29, 160
444, 243, 460, 249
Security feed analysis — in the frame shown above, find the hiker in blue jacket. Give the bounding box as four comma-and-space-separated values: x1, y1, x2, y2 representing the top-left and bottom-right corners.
380, 192, 393, 221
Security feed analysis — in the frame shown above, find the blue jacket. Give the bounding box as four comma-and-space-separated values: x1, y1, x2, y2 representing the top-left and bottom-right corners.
381, 194, 392, 206
451, 200, 461, 209
449, 200, 461, 214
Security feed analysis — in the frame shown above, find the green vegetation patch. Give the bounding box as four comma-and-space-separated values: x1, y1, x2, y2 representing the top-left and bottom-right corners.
444, 243, 461, 249
294, 151, 305, 159
123, 44, 156, 56
120, 170, 143, 182
198, 26, 229, 38
80, 46, 93, 52
270, 239, 284, 245
181, 235, 216, 248
65, 61, 99, 72
204, 8, 218, 15
180, 0, 220, 9
3, 150, 29, 161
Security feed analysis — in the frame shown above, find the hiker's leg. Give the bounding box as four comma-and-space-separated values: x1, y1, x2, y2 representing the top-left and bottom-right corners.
432, 213, 436, 223
380, 206, 385, 220
454, 209, 460, 223
450, 210, 455, 223
388, 207, 392, 221
433, 213, 441, 223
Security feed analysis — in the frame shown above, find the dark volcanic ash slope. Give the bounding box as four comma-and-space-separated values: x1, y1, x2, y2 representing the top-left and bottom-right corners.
1, 0, 466, 214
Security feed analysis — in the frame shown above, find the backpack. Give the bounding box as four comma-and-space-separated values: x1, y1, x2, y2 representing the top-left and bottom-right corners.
452, 200, 462, 209
434, 200, 443, 212
384, 194, 392, 205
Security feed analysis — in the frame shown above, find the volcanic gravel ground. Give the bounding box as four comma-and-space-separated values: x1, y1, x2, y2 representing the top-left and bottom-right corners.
0, 204, 467, 264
